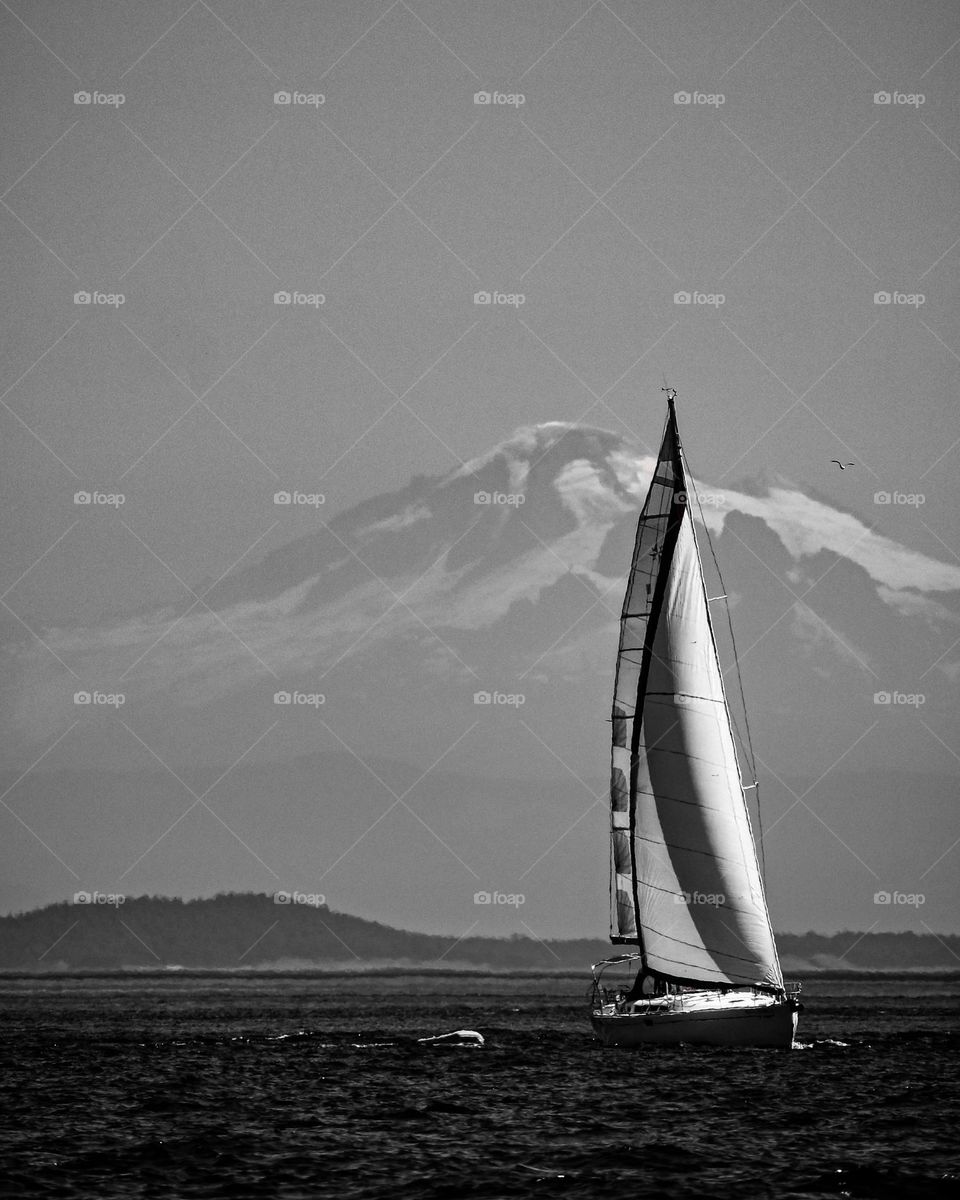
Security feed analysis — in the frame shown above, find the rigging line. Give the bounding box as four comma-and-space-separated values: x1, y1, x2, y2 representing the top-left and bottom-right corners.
689, 476, 768, 885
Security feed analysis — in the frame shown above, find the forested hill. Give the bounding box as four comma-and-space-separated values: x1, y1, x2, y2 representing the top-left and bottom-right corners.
1, 894, 957, 972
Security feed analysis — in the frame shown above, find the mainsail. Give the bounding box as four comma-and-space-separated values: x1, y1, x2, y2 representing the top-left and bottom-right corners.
610, 398, 783, 990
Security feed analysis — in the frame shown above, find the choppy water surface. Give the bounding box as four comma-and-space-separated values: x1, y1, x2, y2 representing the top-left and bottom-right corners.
1, 974, 957, 1199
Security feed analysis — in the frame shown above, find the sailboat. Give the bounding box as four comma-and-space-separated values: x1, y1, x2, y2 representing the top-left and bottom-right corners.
590, 390, 801, 1048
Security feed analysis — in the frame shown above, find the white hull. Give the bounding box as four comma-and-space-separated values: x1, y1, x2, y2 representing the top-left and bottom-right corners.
591, 991, 798, 1048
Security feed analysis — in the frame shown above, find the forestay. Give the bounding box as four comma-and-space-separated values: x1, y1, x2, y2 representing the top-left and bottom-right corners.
609, 402, 782, 990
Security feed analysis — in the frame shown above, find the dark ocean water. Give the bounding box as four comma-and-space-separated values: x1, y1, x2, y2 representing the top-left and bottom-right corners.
1, 974, 957, 1199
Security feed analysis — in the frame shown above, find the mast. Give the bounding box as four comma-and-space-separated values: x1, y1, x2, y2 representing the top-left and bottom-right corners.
608, 389, 782, 991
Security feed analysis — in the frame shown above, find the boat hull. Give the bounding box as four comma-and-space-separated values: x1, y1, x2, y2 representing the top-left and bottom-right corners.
591, 999, 798, 1048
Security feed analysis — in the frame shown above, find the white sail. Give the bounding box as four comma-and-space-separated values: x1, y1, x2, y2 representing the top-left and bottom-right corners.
610, 404, 782, 990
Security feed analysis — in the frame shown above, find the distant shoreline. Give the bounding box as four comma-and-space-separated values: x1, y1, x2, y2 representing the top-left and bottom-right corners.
3, 966, 960, 981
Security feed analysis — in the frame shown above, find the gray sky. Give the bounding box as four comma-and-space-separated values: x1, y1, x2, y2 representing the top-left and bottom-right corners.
1, 1, 958, 942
